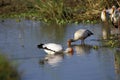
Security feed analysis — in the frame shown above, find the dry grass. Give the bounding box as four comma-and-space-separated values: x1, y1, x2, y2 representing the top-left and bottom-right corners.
0, 0, 120, 23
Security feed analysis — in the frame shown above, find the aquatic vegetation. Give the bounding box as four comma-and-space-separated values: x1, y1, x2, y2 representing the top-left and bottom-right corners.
0, 55, 19, 80
93, 45, 99, 50
103, 35, 119, 48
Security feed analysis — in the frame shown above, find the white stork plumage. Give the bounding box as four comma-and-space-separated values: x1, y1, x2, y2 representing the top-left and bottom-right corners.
101, 6, 116, 22
37, 43, 73, 55
111, 7, 120, 28
101, 8, 109, 22
67, 29, 93, 46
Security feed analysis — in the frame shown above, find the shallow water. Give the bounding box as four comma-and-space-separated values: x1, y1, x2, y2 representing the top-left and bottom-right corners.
0, 19, 120, 80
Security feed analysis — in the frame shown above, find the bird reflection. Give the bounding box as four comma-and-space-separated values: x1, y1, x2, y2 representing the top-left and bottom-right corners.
39, 53, 64, 67
71, 44, 93, 55
102, 21, 111, 39
114, 48, 120, 74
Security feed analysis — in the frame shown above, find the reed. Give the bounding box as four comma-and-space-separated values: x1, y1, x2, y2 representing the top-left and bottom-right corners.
32, 0, 73, 24
28, 0, 120, 24
0, 0, 120, 24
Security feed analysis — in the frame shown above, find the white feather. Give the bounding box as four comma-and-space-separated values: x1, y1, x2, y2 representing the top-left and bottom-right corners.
43, 43, 63, 54
74, 29, 92, 41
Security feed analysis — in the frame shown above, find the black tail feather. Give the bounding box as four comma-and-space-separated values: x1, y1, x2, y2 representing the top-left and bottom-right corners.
86, 30, 93, 36
37, 44, 56, 52
37, 44, 44, 49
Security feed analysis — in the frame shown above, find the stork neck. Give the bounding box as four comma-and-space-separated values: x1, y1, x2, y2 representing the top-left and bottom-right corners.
71, 39, 78, 42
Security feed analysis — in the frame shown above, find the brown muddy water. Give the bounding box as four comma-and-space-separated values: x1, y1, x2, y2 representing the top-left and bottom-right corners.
0, 19, 120, 80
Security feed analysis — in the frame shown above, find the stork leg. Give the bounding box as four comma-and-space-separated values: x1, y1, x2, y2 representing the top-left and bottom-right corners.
81, 40, 85, 44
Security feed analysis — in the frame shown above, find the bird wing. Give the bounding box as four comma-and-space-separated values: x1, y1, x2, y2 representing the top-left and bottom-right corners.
74, 29, 86, 40
43, 43, 63, 52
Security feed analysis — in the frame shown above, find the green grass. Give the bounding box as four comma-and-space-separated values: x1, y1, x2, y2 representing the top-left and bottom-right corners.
0, 55, 19, 80
0, 0, 120, 24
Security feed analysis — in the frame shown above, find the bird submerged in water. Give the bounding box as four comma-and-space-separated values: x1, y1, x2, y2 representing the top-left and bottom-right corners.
67, 29, 93, 46
37, 43, 73, 55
